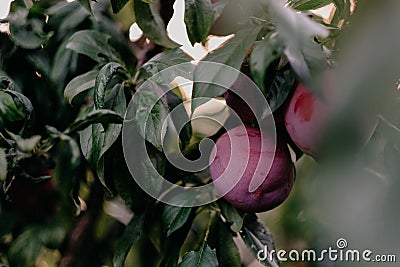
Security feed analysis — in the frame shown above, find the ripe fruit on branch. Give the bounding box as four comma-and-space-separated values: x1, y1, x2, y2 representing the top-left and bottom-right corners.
209, 125, 294, 213
224, 87, 256, 125
224, 71, 263, 125
7, 157, 58, 220
284, 82, 377, 158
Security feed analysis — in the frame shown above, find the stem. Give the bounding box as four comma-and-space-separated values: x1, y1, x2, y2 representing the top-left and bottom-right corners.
59, 183, 104, 267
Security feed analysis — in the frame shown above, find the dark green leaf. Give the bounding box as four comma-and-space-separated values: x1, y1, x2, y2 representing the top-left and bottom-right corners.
0, 76, 15, 90
9, 12, 52, 49
162, 203, 193, 236
113, 214, 145, 267
192, 26, 262, 111
0, 91, 25, 122
250, 33, 283, 93
11, 134, 41, 153
64, 70, 97, 105
51, 38, 79, 84
240, 220, 279, 267
292, 0, 333, 11
80, 122, 110, 191
46, 126, 81, 213
76, 0, 92, 14
8, 231, 44, 267
133, 0, 180, 48
66, 30, 124, 65
111, 0, 130, 13
138, 48, 194, 82
0, 148, 6, 181
218, 220, 241, 267
8, 224, 66, 267
94, 62, 125, 110
178, 243, 218, 267
264, 0, 329, 95
184, 0, 214, 45
100, 83, 126, 157
113, 144, 153, 215
3, 90, 34, 134
131, 83, 169, 151
67, 109, 123, 133
47, 2, 89, 34
122, 123, 166, 197
219, 200, 243, 233
266, 67, 296, 112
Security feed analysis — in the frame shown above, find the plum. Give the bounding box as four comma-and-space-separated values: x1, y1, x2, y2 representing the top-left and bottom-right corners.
7, 157, 58, 220
209, 125, 294, 213
284, 82, 377, 159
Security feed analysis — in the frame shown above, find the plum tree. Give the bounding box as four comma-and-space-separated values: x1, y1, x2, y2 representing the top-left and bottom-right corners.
209, 125, 295, 213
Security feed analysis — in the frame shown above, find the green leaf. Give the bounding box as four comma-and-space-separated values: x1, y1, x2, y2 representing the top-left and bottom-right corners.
122, 123, 166, 197
8, 11, 53, 49
13, 135, 41, 153
0, 76, 15, 90
80, 122, 109, 191
8, 224, 66, 267
184, 0, 214, 45
94, 62, 126, 110
113, 214, 145, 267
76, 0, 92, 14
64, 70, 97, 105
291, 0, 333, 11
1, 90, 34, 134
138, 48, 194, 82
192, 26, 262, 111
178, 243, 218, 267
162, 203, 193, 237
0, 148, 7, 181
0, 91, 25, 122
218, 220, 241, 267
67, 109, 123, 133
66, 30, 124, 65
75, 103, 124, 192
266, 66, 296, 112
250, 33, 283, 93
133, 0, 180, 48
264, 0, 329, 95
100, 83, 126, 157
111, 0, 130, 13
131, 83, 169, 151
49, 128, 82, 214
51, 38, 79, 84
240, 220, 279, 267
219, 200, 244, 233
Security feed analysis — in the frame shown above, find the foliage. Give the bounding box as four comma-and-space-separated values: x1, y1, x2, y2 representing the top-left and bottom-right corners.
0, 0, 399, 266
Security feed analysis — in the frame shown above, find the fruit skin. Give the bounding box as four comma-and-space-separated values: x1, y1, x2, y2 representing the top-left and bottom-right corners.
284, 83, 377, 158
7, 157, 58, 220
224, 89, 256, 125
209, 125, 295, 213
224, 70, 262, 125
284, 83, 328, 158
